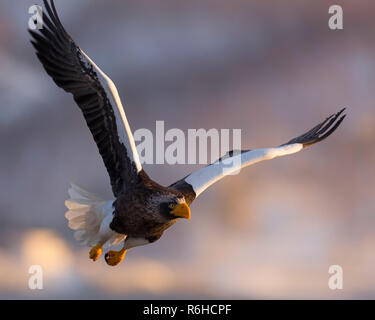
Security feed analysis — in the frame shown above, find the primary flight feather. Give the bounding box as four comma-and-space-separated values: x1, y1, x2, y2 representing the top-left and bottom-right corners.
30, 0, 345, 266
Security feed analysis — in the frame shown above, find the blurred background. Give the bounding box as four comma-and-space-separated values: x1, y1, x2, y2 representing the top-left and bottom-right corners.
0, 0, 374, 299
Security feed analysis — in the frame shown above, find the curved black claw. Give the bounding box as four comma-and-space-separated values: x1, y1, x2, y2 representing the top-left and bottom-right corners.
282, 108, 346, 148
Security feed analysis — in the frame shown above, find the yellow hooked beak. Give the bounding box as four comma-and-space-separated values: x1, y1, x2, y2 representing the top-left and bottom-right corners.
172, 203, 191, 220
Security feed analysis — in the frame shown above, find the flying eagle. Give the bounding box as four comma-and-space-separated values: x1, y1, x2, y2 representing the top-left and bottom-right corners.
30, 0, 345, 266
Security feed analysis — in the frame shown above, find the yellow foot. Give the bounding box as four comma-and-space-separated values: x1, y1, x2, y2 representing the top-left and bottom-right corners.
105, 249, 127, 266
89, 244, 103, 261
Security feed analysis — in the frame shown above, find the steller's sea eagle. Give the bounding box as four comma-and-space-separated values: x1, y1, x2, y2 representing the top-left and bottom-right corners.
30, 0, 346, 266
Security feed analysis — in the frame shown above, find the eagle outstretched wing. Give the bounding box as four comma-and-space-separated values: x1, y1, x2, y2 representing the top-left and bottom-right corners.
171, 108, 346, 203
29, 0, 142, 197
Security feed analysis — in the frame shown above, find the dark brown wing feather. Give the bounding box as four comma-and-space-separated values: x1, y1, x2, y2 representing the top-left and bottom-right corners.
282, 108, 346, 148
169, 180, 196, 205
29, 0, 140, 196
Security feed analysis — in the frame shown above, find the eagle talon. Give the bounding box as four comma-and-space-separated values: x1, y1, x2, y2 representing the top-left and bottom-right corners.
89, 244, 103, 261
105, 249, 127, 266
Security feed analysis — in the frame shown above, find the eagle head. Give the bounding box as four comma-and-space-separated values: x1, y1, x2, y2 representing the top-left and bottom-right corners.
158, 196, 191, 221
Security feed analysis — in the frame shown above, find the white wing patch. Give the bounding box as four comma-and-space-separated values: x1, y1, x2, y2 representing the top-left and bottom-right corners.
185, 143, 303, 197
80, 50, 142, 172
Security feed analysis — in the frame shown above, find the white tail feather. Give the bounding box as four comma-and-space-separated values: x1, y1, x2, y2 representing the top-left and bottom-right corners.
64, 184, 125, 247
